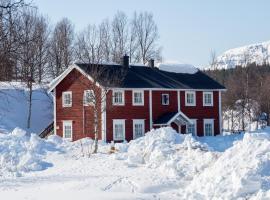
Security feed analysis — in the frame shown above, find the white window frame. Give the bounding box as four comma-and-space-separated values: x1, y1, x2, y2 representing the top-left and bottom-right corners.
133, 119, 145, 139
132, 90, 144, 106
203, 92, 213, 107
83, 90, 94, 106
112, 90, 125, 106
63, 120, 72, 140
113, 119, 125, 141
187, 119, 197, 136
62, 91, 72, 107
162, 93, 170, 105
204, 119, 214, 136
185, 91, 196, 106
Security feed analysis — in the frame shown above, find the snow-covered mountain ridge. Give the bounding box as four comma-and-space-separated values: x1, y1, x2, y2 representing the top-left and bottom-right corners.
216, 40, 270, 69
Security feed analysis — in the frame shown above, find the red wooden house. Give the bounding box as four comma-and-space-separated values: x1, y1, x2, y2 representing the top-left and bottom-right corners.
48, 56, 225, 142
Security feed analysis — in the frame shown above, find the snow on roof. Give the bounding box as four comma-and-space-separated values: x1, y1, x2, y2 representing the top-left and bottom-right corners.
157, 62, 198, 74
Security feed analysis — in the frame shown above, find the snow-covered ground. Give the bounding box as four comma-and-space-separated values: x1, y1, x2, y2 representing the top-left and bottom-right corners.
0, 82, 53, 134
1, 127, 270, 200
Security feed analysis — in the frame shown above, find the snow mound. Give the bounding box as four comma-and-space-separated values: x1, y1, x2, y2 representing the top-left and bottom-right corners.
126, 127, 214, 178
181, 130, 270, 199
157, 62, 198, 74
0, 128, 62, 178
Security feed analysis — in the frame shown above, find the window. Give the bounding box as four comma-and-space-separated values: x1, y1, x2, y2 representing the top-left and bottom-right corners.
185, 91, 196, 106
203, 92, 213, 106
133, 90, 144, 105
113, 119, 125, 140
83, 90, 94, 106
133, 119, 145, 139
162, 94, 169, 105
187, 119, 197, 136
62, 91, 72, 107
63, 121, 72, 139
113, 90, 124, 105
204, 119, 214, 136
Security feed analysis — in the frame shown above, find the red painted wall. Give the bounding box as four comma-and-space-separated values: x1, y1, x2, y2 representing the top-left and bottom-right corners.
55, 69, 102, 141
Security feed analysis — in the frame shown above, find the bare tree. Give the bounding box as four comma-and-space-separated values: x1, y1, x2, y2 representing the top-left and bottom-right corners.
132, 11, 162, 64
48, 18, 74, 78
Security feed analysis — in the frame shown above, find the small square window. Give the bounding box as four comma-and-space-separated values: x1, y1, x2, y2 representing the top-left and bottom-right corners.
203, 92, 213, 106
113, 90, 124, 105
185, 91, 196, 106
83, 90, 94, 106
162, 94, 169, 105
62, 91, 72, 107
133, 90, 144, 105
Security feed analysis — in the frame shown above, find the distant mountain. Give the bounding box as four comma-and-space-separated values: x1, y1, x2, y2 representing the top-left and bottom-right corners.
215, 41, 270, 70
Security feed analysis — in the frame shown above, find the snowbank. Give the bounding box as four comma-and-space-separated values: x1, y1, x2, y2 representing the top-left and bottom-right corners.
0, 128, 62, 178
0, 82, 53, 134
157, 62, 198, 74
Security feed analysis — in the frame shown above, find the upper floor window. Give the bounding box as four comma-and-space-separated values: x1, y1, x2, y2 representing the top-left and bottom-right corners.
62, 91, 72, 107
133, 90, 144, 105
162, 94, 169, 105
203, 92, 213, 106
83, 90, 94, 106
113, 90, 124, 105
185, 91, 196, 106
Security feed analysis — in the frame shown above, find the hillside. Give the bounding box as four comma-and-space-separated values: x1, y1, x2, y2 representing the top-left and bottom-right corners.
0, 82, 53, 134
216, 40, 270, 69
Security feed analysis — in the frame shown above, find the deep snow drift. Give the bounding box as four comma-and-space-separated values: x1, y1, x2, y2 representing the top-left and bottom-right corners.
0, 82, 53, 134
1, 127, 270, 200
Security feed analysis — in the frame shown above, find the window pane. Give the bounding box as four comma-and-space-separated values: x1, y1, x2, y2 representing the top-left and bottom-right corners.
134, 92, 142, 103
205, 123, 213, 136
134, 123, 143, 138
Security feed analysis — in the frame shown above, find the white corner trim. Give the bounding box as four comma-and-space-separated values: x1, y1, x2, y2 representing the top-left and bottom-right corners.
219, 91, 222, 135
149, 90, 153, 130
101, 89, 107, 142
203, 91, 214, 107
185, 91, 196, 106
177, 90, 180, 112
53, 89, 57, 135
132, 90, 144, 106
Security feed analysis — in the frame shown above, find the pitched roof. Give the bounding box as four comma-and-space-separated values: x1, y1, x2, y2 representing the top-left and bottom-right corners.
76, 63, 225, 90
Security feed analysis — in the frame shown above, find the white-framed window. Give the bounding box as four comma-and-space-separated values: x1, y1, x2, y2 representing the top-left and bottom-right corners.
204, 119, 214, 136
203, 92, 213, 106
133, 119, 145, 139
62, 91, 72, 107
185, 91, 196, 106
133, 90, 144, 106
187, 119, 197, 136
162, 94, 170, 105
113, 90, 125, 105
63, 120, 72, 139
83, 90, 94, 106
113, 119, 125, 141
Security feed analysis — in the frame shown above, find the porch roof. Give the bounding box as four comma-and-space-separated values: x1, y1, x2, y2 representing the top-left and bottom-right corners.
153, 111, 193, 126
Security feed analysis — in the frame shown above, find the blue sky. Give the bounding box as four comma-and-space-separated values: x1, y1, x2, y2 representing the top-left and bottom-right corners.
34, 0, 270, 67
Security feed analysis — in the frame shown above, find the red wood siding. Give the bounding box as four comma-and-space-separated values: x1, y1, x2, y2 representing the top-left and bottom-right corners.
180, 91, 220, 136
106, 90, 150, 142
55, 69, 102, 141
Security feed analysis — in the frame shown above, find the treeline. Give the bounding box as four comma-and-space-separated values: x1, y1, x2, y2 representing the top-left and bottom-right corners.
0, 0, 162, 83
205, 63, 270, 131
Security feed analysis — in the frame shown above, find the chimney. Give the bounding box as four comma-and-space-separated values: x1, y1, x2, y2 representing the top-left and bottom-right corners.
149, 59, 155, 68
122, 54, 129, 68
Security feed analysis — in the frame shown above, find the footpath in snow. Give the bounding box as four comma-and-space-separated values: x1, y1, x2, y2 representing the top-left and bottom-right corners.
0, 127, 270, 200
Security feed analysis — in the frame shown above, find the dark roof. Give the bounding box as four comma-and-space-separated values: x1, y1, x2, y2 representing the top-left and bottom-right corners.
154, 112, 178, 124
76, 63, 225, 90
